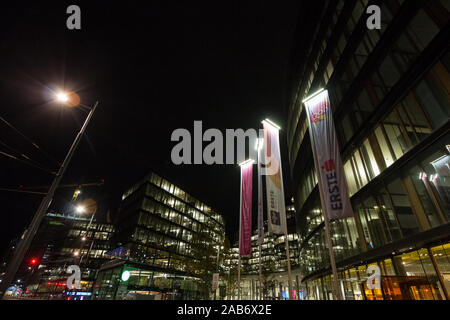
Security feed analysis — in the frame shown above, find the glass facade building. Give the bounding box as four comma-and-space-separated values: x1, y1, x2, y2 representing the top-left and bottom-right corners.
224, 206, 303, 299
16, 212, 115, 300
287, 0, 450, 300
93, 172, 226, 300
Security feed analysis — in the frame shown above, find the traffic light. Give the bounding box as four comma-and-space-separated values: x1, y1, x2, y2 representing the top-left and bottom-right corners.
121, 270, 130, 281
30, 258, 38, 265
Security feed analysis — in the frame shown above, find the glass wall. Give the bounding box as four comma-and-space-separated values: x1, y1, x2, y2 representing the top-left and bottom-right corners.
335, 6, 446, 148
93, 264, 200, 300
342, 52, 450, 196
299, 130, 450, 280
293, 0, 449, 300
303, 242, 450, 300
112, 172, 227, 300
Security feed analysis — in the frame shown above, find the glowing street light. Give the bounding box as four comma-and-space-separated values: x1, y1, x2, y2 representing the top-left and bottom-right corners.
55, 90, 81, 108
262, 118, 281, 130
238, 159, 255, 167
56, 92, 69, 103
0, 89, 99, 298
76, 205, 86, 214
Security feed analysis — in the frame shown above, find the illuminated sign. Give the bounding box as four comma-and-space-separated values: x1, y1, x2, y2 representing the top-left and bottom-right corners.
67, 292, 92, 296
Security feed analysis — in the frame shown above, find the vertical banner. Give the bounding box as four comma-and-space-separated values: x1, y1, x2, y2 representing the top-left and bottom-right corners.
263, 122, 287, 235
257, 139, 264, 245
240, 162, 253, 256
304, 90, 353, 221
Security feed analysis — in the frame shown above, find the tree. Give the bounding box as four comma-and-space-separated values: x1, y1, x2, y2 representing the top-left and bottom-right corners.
261, 260, 276, 299
224, 265, 238, 300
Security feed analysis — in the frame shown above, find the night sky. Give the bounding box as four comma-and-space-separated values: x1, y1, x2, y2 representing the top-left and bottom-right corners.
0, 1, 306, 256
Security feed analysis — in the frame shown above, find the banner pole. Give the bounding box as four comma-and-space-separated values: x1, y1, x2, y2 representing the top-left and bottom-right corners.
275, 129, 293, 301
307, 92, 342, 300
261, 119, 293, 300
258, 244, 263, 300
310, 120, 342, 300
257, 141, 263, 301
237, 167, 242, 300
284, 233, 293, 300
323, 214, 342, 300
309, 120, 342, 300
303, 90, 348, 300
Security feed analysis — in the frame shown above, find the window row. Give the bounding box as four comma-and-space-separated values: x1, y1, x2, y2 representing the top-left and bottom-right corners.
299, 133, 450, 276
343, 54, 450, 196
336, 7, 444, 146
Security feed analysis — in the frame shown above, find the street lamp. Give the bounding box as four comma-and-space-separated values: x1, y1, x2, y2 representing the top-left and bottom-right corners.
76, 205, 86, 214
0, 90, 99, 299
75, 198, 98, 266
56, 92, 69, 103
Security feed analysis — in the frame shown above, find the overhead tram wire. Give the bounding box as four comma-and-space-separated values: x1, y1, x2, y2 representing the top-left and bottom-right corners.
0, 180, 104, 196
0, 115, 61, 166
0, 149, 56, 175
0, 138, 58, 173
0, 138, 34, 162
0, 187, 46, 195
0, 138, 57, 175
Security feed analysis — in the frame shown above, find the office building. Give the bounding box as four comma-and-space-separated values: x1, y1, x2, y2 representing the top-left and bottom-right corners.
286, 0, 450, 300
11, 212, 115, 300
224, 205, 303, 299
93, 172, 226, 300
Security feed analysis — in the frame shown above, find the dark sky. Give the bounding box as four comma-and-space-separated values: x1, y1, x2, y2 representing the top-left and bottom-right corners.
0, 1, 304, 255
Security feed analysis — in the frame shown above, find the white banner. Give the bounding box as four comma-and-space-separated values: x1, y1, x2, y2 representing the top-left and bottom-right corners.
304, 90, 353, 221
263, 122, 287, 235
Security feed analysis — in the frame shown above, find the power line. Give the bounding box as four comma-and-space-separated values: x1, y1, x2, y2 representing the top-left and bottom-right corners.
0, 138, 58, 174
0, 115, 61, 166
0, 187, 46, 195
0, 149, 56, 175
0, 139, 33, 162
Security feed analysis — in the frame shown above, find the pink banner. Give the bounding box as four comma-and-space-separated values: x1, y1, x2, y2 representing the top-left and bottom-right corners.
240, 163, 253, 256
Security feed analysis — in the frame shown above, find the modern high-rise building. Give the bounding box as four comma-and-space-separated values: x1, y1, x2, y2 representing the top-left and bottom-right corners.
7, 212, 115, 300
286, 0, 449, 300
93, 172, 226, 300
224, 205, 303, 299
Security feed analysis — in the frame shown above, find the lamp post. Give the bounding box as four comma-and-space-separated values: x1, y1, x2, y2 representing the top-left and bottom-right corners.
213, 245, 221, 300
0, 93, 99, 298
78, 204, 98, 266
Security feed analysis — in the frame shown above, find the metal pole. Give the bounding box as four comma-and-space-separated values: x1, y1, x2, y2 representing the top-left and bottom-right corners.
323, 216, 342, 300
274, 127, 293, 301
256, 143, 263, 301
0, 101, 99, 298
258, 244, 263, 300
284, 234, 293, 300
214, 245, 220, 300
315, 161, 342, 300
237, 167, 243, 300
308, 122, 342, 301
79, 208, 97, 266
